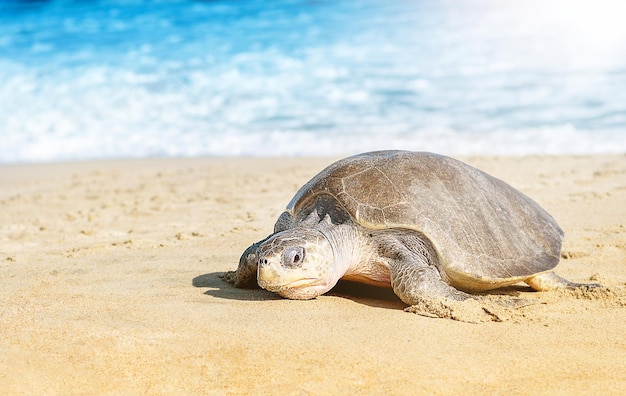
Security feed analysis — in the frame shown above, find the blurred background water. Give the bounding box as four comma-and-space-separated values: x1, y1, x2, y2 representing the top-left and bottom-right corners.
1, 0, 625, 163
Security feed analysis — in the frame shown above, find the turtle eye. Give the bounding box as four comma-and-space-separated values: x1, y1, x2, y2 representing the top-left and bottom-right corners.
282, 246, 305, 268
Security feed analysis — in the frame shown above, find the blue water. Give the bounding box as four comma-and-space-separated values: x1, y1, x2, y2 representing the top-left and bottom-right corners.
1, 0, 625, 163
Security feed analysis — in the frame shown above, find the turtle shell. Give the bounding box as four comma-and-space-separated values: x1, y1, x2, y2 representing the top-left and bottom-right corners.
285, 151, 563, 290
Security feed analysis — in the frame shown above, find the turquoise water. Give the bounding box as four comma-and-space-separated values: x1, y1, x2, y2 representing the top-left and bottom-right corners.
1, 0, 625, 162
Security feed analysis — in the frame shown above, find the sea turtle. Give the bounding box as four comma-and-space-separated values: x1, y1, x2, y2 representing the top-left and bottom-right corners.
230, 151, 599, 322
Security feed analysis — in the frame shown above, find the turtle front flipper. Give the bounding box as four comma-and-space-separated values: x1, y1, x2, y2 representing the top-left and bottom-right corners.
381, 233, 509, 323
235, 240, 264, 288
391, 265, 508, 323
223, 236, 272, 288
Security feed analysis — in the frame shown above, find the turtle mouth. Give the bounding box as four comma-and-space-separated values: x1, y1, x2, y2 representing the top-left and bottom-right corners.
259, 278, 319, 292
259, 278, 326, 300
282, 278, 321, 290
257, 264, 323, 292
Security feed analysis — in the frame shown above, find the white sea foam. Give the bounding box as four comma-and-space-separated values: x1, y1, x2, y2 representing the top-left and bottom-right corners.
0, 0, 625, 163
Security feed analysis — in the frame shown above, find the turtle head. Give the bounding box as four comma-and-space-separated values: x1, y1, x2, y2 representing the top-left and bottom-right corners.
256, 228, 338, 300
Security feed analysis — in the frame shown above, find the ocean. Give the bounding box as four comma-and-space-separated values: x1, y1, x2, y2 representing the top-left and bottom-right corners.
1, 0, 625, 163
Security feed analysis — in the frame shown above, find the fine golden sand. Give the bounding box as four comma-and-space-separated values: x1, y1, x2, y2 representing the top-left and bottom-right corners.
1, 154, 625, 394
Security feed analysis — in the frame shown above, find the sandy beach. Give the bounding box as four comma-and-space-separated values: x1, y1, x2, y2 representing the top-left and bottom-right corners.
1, 154, 625, 395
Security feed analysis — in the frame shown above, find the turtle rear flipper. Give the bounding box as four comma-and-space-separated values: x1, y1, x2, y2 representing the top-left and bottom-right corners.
525, 271, 602, 291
